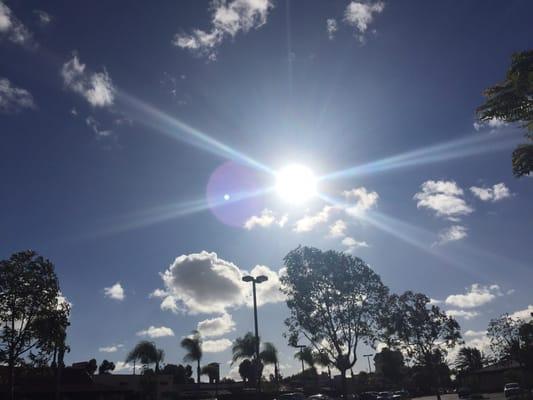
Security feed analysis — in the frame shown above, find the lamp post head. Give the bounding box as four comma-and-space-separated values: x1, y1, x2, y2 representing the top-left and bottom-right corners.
255, 275, 268, 284
242, 275, 254, 282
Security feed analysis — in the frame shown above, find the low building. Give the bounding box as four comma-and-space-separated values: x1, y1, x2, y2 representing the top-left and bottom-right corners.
463, 361, 533, 393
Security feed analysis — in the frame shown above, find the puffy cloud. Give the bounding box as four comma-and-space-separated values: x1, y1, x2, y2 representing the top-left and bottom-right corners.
342, 236, 369, 253
173, 0, 273, 60
136, 326, 175, 338
99, 344, 123, 353
328, 219, 347, 238
435, 225, 467, 246
294, 205, 334, 233
343, 187, 379, 217
104, 282, 125, 301
470, 183, 511, 202
61, 55, 115, 107
509, 305, 533, 321
155, 251, 284, 314
114, 361, 133, 373
343, 1, 384, 40
446, 309, 479, 320
197, 313, 236, 338
0, 1, 32, 45
0, 78, 35, 113
445, 283, 503, 309
244, 209, 287, 230
414, 180, 473, 219
203, 338, 233, 353
248, 264, 286, 306
326, 18, 338, 40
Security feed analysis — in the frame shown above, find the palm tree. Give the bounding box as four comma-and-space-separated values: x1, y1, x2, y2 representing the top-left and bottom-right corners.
181, 330, 203, 384
295, 346, 315, 371
260, 342, 279, 383
126, 341, 163, 374
232, 332, 257, 364
455, 347, 486, 373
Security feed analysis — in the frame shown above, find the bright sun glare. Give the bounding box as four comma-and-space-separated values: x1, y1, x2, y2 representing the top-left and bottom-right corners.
275, 164, 317, 204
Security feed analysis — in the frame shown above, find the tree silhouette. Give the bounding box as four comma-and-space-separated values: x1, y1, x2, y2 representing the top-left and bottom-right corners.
126, 341, 164, 374
0, 251, 70, 400
454, 347, 485, 373
260, 342, 279, 382
99, 359, 116, 374
201, 362, 220, 383
181, 330, 203, 384
314, 350, 332, 378
281, 246, 389, 397
294, 346, 316, 371
488, 313, 533, 368
238, 359, 254, 383
384, 291, 462, 400
232, 332, 263, 384
477, 50, 533, 177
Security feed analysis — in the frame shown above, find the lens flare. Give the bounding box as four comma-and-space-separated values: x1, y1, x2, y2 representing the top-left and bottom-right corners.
276, 164, 317, 204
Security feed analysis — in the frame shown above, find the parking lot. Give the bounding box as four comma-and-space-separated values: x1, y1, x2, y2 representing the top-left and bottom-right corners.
413, 393, 507, 400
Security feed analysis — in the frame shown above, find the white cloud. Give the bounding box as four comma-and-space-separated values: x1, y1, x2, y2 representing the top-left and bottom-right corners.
173, 0, 274, 60
343, 1, 384, 40
0, 78, 35, 113
474, 117, 507, 132
203, 338, 233, 353
446, 309, 479, 320
445, 283, 503, 309
0, 1, 32, 45
343, 187, 379, 217
342, 236, 369, 253
328, 219, 347, 238
136, 326, 175, 338
86, 116, 113, 137
197, 312, 236, 338
294, 205, 334, 233
156, 251, 284, 314
114, 361, 133, 373
414, 180, 473, 219
61, 55, 115, 107
326, 18, 338, 40
470, 183, 511, 202
104, 282, 125, 301
34, 10, 52, 26
99, 344, 123, 353
429, 298, 442, 305
509, 305, 533, 321
244, 209, 287, 230
435, 225, 467, 246
464, 330, 486, 338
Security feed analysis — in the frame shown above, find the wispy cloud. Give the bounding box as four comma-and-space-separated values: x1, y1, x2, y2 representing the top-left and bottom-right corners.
343, 1, 385, 42
470, 183, 511, 202
244, 209, 287, 230
0, 78, 35, 113
434, 225, 467, 246
173, 0, 273, 60
203, 338, 232, 353
137, 326, 175, 338
0, 1, 33, 45
326, 18, 338, 40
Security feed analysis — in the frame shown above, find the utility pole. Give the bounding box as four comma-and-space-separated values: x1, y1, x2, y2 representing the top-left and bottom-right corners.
363, 354, 374, 373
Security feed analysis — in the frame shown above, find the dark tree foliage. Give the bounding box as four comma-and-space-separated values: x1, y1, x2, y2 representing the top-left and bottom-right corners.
488, 313, 533, 368
0, 251, 70, 400
374, 347, 405, 386
99, 359, 116, 374
259, 342, 279, 383
238, 359, 254, 383
383, 292, 461, 400
161, 364, 194, 383
454, 347, 486, 373
201, 362, 220, 383
88, 359, 98, 375
477, 50, 533, 177
281, 247, 389, 396
126, 341, 164, 373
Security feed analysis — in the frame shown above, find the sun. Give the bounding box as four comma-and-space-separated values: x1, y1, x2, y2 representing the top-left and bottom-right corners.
275, 164, 317, 204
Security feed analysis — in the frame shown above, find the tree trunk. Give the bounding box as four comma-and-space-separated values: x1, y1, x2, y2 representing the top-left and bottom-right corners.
197, 360, 201, 384
8, 357, 15, 400
341, 369, 347, 399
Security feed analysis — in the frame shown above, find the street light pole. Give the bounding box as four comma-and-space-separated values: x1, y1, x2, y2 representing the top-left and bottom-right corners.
295, 345, 307, 377
242, 274, 268, 393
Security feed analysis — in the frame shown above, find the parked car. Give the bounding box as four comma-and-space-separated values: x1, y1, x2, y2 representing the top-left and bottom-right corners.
504, 383, 521, 398
278, 393, 306, 400
307, 394, 332, 400
377, 392, 394, 400
392, 390, 410, 400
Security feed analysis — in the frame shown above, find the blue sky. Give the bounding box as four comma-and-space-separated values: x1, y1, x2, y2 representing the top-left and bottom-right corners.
1, 0, 532, 378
